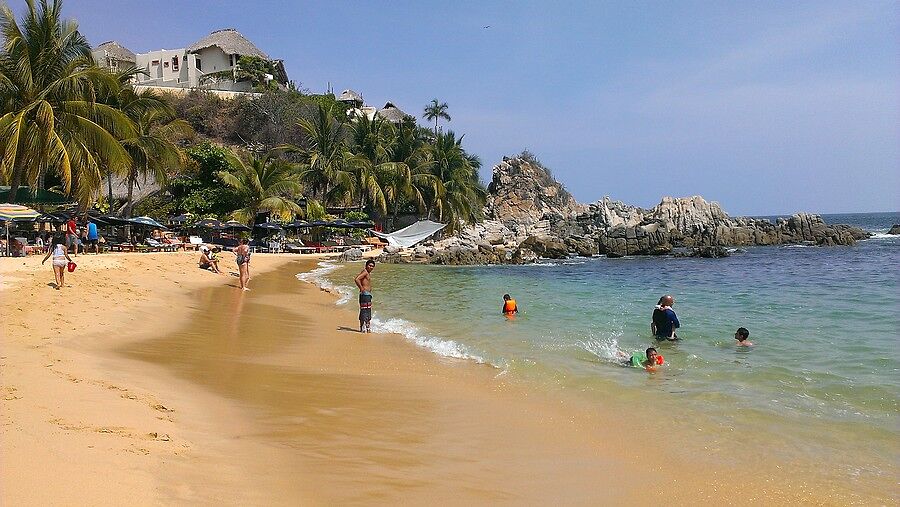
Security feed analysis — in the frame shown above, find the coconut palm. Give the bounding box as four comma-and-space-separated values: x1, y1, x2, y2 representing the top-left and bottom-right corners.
428, 130, 486, 232
0, 0, 134, 204
117, 88, 193, 217
288, 104, 353, 206
382, 122, 440, 231
423, 99, 450, 138
347, 114, 391, 213
217, 149, 302, 227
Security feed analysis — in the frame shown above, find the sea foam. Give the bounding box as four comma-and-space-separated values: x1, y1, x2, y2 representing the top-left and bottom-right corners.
295, 261, 353, 305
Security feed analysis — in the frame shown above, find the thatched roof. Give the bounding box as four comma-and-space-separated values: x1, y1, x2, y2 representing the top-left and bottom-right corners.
377, 102, 411, 123
94, 40, 135, 62
337, 89, 363, 104
187, 28, 268, 58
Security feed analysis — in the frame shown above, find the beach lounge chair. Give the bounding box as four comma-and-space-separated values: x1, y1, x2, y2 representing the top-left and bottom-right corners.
146, 238, 178, 252
365, 236, 388, 248
283, 241, 317, 254
188, 236, 204, 250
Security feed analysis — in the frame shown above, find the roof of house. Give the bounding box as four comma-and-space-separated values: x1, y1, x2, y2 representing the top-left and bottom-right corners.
187, 28, 268, 58
377, 102, 411, 123
337, 89, 364, 103
93, 40, 136, 62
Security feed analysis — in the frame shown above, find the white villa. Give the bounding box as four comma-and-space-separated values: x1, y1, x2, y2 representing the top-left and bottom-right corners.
92, 28, 288, 95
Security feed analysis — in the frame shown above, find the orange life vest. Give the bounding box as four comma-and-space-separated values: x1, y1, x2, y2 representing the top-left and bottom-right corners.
503, 299, 517, 313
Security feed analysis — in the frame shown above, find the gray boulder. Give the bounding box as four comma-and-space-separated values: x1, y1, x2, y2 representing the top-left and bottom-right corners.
888, 224, 900, 235
339, 248, 363, 262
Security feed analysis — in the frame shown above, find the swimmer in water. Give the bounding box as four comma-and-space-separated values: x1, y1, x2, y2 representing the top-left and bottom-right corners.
501, 294, 519, 317
735, 327, 753, 346
619, 347, 662, 370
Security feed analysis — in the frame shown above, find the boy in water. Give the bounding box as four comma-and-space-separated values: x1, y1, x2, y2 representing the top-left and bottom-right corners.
620, 347, 662, 369
651, 295, 680, 340
355, 259, 375, 333
501, 294, 518, 316
734, 327, 753, 346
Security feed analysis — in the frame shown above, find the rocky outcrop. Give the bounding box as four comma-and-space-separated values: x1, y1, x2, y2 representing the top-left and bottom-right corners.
888, 224, 900, 235
377, 154, 871, 265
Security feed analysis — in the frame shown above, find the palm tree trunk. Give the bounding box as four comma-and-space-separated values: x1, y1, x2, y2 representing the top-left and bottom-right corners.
8, 169, 22, 203
392, 199, 400, 233
107, 171, 114, 211
125, 173, 135, 218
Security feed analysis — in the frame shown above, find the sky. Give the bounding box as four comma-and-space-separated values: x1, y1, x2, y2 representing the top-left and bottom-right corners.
20, 0, 899, 214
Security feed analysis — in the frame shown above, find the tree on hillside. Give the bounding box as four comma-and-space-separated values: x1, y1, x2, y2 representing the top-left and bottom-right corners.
428, 130, 485, 232
288, 104, 353, 207
382, 123, 439, 231
423, 99, 451, 138
217, 149, 302, 227
117, 88, 193, 217
0, 0, 134, 204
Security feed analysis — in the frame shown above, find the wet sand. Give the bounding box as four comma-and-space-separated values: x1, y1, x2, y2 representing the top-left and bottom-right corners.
1, 253, 874, 505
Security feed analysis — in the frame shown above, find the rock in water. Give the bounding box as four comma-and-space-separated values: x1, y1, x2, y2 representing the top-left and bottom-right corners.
339, 248, 363, 262
888, 224, 900, 235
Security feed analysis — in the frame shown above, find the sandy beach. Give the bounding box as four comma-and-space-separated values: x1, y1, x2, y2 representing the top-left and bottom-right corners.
0, 252, 875, 505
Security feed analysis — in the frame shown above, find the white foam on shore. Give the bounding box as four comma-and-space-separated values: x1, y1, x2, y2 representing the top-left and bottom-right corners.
865, 233, 898, 240
296, 262, 490, 365
295, 261, 353, 305
370, 315, 488, 364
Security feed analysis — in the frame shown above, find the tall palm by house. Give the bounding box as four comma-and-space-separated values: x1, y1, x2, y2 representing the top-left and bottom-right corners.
116, 88, 193, 217
0, 0, 134, 204
423, 99, 451, 138
218, 150, 302, 227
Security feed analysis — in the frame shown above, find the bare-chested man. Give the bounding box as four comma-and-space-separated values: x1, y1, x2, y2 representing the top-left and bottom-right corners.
354, 259, 376, 333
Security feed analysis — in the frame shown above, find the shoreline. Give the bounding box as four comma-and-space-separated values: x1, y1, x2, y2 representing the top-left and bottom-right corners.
0, 252, 887, 504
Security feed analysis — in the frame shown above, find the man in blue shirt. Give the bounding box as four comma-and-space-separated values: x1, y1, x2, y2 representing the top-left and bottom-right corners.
651, 295, 680, 340
86, 219, 99, 254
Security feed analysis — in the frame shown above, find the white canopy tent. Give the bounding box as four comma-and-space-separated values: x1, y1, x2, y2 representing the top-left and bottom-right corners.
372, 220, 446, 248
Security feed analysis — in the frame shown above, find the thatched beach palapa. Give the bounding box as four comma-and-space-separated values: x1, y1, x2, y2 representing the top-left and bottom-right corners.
337, 89, 364, 106
377, 102, 412, 123
187, 28, 268, 58
93, 41, 136, 63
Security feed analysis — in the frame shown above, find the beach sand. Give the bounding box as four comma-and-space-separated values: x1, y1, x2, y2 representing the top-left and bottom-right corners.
0, 252, 864, 505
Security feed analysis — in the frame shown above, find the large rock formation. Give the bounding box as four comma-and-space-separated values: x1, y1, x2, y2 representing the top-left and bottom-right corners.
378, 154, 871, 265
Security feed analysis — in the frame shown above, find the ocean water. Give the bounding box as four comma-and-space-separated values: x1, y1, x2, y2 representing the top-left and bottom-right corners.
303, 212, 900, 493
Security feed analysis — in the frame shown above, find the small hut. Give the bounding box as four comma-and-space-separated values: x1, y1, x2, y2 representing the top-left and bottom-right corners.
337, 89, 364, 108
377, 102, 412, 124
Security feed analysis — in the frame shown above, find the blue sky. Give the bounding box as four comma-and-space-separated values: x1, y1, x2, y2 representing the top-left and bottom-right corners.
33, 0, 900, 214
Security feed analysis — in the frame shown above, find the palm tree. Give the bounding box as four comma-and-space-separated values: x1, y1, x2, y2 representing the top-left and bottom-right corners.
348, 114, 391, 213
382, 122, 439, 231
428, 130, 486, 232
0, 0, 134, 204
117, 88, 193, 217
422, 99, 450, 138
288, 104, 353, 207
217, 149, 302, 227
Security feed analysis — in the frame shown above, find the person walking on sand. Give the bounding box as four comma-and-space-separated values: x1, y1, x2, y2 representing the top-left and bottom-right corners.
86, 218, 99, 254
651, 295, 680, 340
355, 259, 375, 333
42, 235, 72, 290
65, 216, 78, 257
233, 238, 251, 290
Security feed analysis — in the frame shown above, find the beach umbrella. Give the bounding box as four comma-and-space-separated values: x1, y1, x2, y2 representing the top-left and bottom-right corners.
222, 220, 251, 231
327, 219, 352, 229
196, 218, 224, 229
309, 220, 329, 227
129, 216, 168, 229
97, 215, 132, 226
349, 220, 375, 229
0, 203, 41, 255
283, 220, 311, 229
254, 222, 283, 232
168, 214, 190, 225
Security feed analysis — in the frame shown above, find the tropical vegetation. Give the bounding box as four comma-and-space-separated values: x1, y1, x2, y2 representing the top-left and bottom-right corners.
0, 0, 486, 233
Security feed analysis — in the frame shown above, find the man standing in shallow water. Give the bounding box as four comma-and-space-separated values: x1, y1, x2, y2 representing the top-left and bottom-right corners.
355, 259, 375, 333
651, 295, 680, 340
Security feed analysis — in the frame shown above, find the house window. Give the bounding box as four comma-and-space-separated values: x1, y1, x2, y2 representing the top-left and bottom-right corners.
151, 60, 159, 66
164, 61, 169, 68
172, 57, 179, 71
195, 58, 201, 71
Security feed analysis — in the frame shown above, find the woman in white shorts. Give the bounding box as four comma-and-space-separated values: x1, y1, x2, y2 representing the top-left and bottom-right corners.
41, 235, 73, 289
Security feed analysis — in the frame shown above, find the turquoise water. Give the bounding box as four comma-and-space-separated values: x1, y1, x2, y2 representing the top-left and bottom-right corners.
306, 212, 899, 492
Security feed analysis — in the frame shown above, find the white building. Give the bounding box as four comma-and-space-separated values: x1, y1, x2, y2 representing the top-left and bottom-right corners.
92, 28, 288, 94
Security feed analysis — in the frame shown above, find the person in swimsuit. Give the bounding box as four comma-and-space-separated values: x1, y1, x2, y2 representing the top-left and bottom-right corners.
502, 294, 519, 318
42, 235, 72, 290
354, 259, 375, 333
233, 238, 251, 290
619, 347, 662, 370
734, 327, 753, 346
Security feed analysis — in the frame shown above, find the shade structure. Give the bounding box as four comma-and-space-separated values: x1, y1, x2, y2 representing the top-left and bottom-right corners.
283, 220, 311, 229
98, 215, 132, 226
308, 220, 330, 227
371, 220, 446, 248
195, 218, 223, 229
0, 203, 41, 221
38, 211, 70, 224
168, 214, 191, 225
348, 221, 375, 229
254, 222, 283, 232
129, 216, 168, 229
327, 219, 352, 229
221, 220, 251, 231
0, 186, 69, 204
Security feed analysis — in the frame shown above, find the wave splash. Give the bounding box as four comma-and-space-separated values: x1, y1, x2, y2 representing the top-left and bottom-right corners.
296, 262, 489, 365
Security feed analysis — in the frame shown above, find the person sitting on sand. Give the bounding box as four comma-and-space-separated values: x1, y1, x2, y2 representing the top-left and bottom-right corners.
502, 294, 519, 316
619, 347, 663, 370
651, 295, 680, 340
199, 246, 222, 274
42, 235, 72, 290
735, 327, 753, 346
233, 238, 251, 290
355, 259, 375, 333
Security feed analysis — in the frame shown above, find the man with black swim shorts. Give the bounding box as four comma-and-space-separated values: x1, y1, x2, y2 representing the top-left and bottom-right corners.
355, 259, 376, 333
